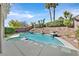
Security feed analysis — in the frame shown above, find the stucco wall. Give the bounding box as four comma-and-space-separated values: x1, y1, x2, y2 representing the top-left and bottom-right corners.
0, 4, 1, 53
0, 3, 10, 53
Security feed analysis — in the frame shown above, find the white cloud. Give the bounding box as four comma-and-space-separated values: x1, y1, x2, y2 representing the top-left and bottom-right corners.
9, 12, 19, 16
72, 9, 79, 16
8, 11, 34, 19
68, 9, 79, 16
26, 14, 34, 18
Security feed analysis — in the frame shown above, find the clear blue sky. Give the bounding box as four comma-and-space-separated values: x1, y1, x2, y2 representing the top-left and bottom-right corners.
5, 3, 79, 27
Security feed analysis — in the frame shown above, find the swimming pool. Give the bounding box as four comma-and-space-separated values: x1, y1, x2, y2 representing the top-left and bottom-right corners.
19, 32, 64, 46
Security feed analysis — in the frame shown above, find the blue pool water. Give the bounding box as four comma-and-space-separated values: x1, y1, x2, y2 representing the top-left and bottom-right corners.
19, 32, 64, 46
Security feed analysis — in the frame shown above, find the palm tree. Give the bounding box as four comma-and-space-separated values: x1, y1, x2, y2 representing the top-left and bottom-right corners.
64, 11, 70, 19
50, 3, 58, 21
45, 3, 52, 22
69, 14, 73, 20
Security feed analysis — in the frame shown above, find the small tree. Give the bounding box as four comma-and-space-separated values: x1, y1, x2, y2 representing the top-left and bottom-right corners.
38, 20, 41, 28
42, 18, 45, 27
31, 22, 37, 28
9, 20, 23, 28
37, 19, 46, 28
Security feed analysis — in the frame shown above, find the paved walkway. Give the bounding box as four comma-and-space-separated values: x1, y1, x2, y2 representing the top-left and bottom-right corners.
0, 39, 79, 56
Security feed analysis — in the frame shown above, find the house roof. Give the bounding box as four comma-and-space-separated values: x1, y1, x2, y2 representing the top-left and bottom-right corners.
74, 15, 79, 21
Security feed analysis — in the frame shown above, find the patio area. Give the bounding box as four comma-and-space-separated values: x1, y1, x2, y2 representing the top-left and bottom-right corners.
0, 39, 79, 56
0, 3, 79, 56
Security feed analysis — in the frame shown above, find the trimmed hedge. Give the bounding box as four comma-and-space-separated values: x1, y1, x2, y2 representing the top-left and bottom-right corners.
5, 27, 15, 34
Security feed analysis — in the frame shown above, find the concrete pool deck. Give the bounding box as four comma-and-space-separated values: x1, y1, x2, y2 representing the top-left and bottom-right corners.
0, 39, 79, 56
5, 33, 79, 51
55, 37, 79, 51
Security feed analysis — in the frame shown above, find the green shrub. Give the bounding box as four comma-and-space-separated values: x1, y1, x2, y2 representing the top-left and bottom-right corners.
63, 19, 73, 27
46, 20, 64, 27
5, 27, 15, 34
